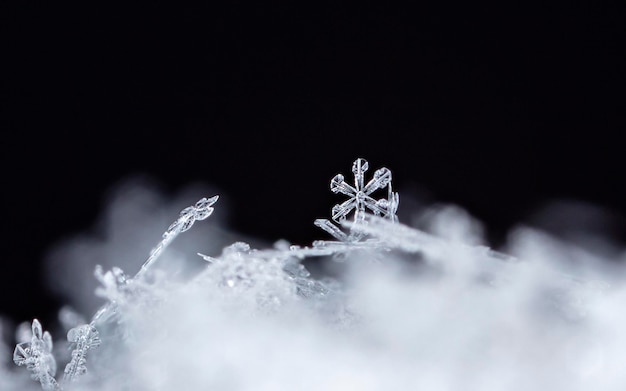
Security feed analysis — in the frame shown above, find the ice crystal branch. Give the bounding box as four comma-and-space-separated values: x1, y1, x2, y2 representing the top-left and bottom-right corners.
66, 195, 219, 383
137, 195, 219, 279
62, 324, 100, 382
88, 195, 219, 324
314, 158, 399, 243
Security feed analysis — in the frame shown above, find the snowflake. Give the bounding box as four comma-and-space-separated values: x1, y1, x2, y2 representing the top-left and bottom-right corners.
314, 158, 399, 242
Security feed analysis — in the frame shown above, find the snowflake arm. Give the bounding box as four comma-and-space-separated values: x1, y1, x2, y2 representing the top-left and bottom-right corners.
314, 218, 350, 242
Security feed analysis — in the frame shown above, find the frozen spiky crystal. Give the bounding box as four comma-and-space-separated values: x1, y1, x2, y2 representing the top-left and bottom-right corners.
85, 195, 220, 359
197, 241, 332, 309
13, 319, 60, 391
89, 195, 219, 326
138, 195, 219, 279
63, 324, 101, 382
315, 158, 399, 242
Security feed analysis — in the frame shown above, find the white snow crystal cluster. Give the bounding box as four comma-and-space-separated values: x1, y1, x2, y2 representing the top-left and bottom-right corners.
3, 158, 626, 390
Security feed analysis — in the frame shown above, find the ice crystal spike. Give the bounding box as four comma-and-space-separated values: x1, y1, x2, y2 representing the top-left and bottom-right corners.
315, 158, 399, 242
138, 195, 219, 278
63, 324, 101, 382
13, 319, 60, 390
314, 218, 349, 242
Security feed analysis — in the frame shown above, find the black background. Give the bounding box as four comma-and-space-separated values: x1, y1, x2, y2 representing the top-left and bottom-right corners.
2, 3, 625, 327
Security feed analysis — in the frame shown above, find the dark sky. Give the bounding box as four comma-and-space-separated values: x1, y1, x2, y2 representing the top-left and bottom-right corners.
2, 3, 625, 326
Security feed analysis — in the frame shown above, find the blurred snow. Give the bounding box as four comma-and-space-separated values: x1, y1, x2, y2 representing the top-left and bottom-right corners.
5, 177, 626, 390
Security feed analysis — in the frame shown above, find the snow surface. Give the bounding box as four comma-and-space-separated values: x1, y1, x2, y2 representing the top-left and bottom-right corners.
3, 175, 626, 390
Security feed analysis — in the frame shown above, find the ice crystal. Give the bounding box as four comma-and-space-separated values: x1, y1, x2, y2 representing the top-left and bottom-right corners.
89, 195, 219, 321
198, 241, 331, 302
314, 158, 399, 243
62, 324, 100, 382
13, 320, 59, 390
138, 195, 219, 279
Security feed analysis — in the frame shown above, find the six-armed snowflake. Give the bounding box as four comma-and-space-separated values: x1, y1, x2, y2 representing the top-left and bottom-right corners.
315, 158, 399, 242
